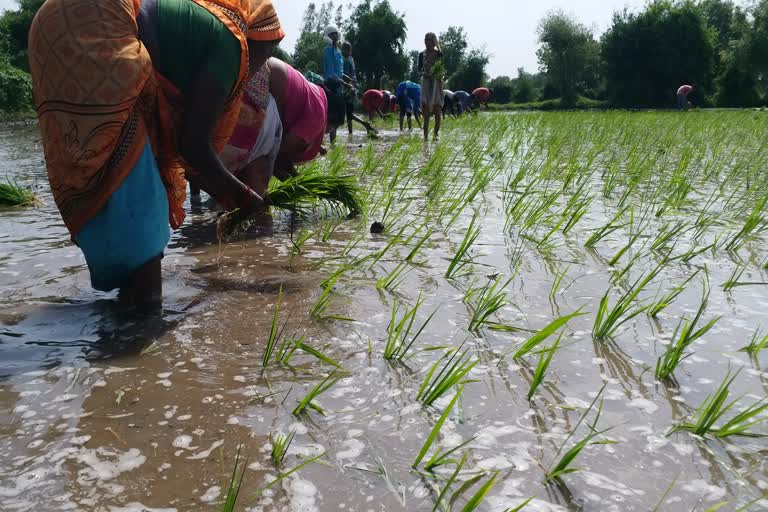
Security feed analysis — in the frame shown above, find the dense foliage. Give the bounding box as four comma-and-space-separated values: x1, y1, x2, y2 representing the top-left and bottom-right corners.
0, 0, 766, 110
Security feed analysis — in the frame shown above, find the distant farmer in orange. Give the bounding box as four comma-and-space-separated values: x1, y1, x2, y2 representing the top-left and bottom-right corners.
28, 0, 285, 308
676, 84, 695, 110
472, 87, 493, 109
361, 89, 393, 120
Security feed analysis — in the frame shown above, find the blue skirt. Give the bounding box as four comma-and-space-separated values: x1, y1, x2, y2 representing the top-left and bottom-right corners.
75, 136, 171, 292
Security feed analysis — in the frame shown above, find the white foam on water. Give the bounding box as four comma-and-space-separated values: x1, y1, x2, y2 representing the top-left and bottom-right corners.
187, 439, 224, 460
172, 436, 194, 449
199, 485, 221, 503
681, 479, 726, 501
75, 447, 146, 483
109, 504, 177, 512
581, 472, 643, 497
627, 397, 659, 414
336, 439, 365, 461
285, 475, 319, 512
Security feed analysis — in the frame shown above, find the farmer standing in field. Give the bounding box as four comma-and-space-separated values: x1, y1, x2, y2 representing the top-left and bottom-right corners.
676, 84, 695, 110
418, 32, 444, 141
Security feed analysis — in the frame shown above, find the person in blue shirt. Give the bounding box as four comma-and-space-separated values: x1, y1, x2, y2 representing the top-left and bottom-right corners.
454, 90, 473, 114
396, 81, 422, 131
322, 25, 344, 93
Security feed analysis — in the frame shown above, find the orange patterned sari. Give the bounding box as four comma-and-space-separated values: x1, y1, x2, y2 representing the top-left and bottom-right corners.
28, 0, 258, 236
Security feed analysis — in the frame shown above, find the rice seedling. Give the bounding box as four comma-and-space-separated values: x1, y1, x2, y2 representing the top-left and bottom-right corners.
593, 261, 665, 340
445, 212, 481, 279
549, 265, 570, 301
528, 332, 563, 400
608, 230, 644, 266
289, 229, 313, 255
669, 369, 768, 438
217, 170, 362, 240
655, 286, 720, 381
584, 206, 631, 248
0, 178, 41, 207
648, 270, 700, 318
384, 294, 437, 361
310, 275, 354, 322
740, 329, 768, 356
457, 471, 500, 512
262, 286, 285, 367
724, 192, 768, 252
465, 277, 514, 332
511, 308, 586, 359
292, 370, 348, 416
270, 430, 296, 466
650, 221, 689, 253
251, 451, 327, 498
430, 452, 469, 512
722, 263, 768, 290
221, 445, 248, 512
276, 336, 344, 369
413, 384, 465, 468
503, 497, 535, 512
417, 347, 477, 407
546, 388, 616, 482
375, 260, 411, 291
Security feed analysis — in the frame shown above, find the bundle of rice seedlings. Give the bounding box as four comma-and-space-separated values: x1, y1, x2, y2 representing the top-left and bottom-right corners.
0, 179, 41, 207
217, 170, 363, 241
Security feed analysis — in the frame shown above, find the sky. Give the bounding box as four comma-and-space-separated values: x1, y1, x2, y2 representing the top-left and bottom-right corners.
273, 0, 649, 77
0, 0, 648, 77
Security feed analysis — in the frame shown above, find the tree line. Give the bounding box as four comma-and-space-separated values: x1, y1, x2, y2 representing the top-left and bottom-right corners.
1, 0, 767, 113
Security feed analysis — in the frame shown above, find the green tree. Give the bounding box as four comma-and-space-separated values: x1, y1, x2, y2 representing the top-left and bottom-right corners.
0, 0, 44, 71
407, 49, 420, 82
448, 48, 489, 92
487, 75, 513, 103
601, 1, 715, 107
344, 0, 408, 89
438, 26, 468, 80
536, 10, 598, 105
293, 30, 326, 73
512, 68, 539, 103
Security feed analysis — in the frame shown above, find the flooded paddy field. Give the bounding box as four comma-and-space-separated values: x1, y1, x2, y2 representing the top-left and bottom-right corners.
1, 111, 768, 511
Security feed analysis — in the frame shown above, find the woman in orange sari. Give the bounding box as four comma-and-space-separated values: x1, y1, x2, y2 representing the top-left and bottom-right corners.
28, 0, 284, 309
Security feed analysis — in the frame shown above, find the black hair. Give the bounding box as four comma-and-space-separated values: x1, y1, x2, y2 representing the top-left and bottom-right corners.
325, 88, 347, 127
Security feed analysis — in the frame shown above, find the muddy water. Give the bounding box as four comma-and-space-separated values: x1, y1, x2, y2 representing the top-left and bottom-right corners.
1, 115, 767, 512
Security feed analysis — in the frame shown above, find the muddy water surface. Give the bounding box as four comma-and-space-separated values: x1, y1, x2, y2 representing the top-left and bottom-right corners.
1, 114, 768, 512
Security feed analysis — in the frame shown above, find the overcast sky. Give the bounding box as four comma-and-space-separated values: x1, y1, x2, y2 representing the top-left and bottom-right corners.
273, 0, 650, 77
0, 0, 650, 77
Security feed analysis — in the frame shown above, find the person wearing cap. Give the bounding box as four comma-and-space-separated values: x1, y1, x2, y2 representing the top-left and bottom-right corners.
28, 0, 285, 309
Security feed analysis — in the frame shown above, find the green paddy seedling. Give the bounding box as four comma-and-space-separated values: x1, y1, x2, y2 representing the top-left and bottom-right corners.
293, 370, 348, 416
263, 286, 286, 367
270, 430, 296, 466
0, 179, 41, 207
528, 332, 563, 400
669, 369, 768, 438
546, 387, 616, 482
655, 286, 720, 381
417, 347, 477, 407
740, 329, 768, 356
511, 308, 586, 359
465, 277, 514, 332
446, 212, 481, 279
593, 261, 665, 340
384, 294, 437, 361
221, 445, 248, 512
